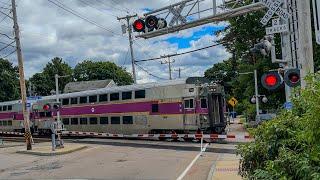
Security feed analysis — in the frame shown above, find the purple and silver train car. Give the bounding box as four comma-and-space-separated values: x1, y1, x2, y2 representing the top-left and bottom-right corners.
0, 77, 227, 135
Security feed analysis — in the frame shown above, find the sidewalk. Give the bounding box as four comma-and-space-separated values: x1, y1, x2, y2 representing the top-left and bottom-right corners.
209, 154, 242, 180
16, 142, 87, 156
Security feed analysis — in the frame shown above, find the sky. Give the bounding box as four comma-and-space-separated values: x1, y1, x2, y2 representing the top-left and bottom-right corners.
0, 0, 231, 83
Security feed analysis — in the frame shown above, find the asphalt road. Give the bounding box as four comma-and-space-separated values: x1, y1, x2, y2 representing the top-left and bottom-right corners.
0, 139, 237, 180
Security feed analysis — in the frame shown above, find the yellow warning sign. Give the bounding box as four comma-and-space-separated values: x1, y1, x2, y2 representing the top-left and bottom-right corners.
228, 97, 238, 107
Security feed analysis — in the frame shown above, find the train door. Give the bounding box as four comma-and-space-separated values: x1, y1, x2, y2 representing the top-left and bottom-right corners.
182, 98, 197, 128
207, 93, 225, 133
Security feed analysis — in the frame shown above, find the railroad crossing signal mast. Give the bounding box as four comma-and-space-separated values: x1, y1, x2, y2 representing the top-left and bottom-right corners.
11, 0, 33, 150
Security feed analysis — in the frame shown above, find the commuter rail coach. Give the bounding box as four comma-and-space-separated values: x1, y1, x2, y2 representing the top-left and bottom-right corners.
0, 77, 227, 135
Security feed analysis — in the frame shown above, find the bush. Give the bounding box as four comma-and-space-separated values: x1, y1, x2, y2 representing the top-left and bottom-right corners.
237, 73, 320, 180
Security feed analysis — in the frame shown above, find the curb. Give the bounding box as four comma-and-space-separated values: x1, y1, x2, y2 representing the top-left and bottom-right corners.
16, 146, 87, 156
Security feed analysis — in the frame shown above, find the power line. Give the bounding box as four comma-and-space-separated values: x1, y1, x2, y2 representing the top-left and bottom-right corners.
135, 42, 224, 62
122, 46, 130, 67
0, 32, 14, 39
77, 0, 118, 18
1, 49, 16, 59
47, 0, 122, 36
135, 63, 167, 80
0, 40, 15, 52
95, 0, 129, 14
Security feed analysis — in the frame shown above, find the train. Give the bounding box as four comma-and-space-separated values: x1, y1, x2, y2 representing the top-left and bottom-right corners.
0, 77, 227, 136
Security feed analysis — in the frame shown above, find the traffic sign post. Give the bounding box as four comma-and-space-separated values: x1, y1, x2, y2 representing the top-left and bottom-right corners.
228, 97, 238, 122
228, 97, 238, 107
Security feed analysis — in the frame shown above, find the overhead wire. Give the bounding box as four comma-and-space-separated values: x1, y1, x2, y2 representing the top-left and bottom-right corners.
135, 42, 224, 62
134, 63, 167, 80
76, 0, 118, 18
94, 0, 129, 14
47, 0, 123, 36
0, 49, 16, 59
122, 46, 130, 67
0, 40, 15, 52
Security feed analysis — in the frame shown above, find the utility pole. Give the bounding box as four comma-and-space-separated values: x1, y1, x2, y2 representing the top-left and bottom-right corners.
161, 55, 176, 80
254, 70, 260, 121
11, 0, 32, 150
175, 68, 182, 78
117, 14, 138, 84
296, 0, 314, 88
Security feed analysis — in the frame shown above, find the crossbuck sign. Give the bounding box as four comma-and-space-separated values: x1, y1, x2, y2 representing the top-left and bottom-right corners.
260, 0, 290, 26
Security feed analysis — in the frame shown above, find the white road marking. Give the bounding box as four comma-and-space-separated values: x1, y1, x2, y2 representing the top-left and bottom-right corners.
176, 143, 209, 180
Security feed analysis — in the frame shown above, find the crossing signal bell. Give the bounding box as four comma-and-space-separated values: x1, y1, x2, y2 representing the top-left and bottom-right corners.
284, 69, 301, 87
250, 37, 272, 56
261, 71, 282, 90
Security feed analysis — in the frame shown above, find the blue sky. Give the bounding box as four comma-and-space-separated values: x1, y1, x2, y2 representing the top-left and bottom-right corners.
164, 25, 227, 49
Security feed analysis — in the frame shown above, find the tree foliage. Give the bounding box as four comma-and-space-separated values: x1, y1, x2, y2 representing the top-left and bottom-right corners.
73, 60, 133, 85
205, 0, 285, 117
0, 58, 20, 102
238, 73, 320, 179
29, 57, 73, 96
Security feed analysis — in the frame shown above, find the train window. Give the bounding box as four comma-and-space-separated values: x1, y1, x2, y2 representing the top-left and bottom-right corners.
3, 121, 7, 126
7, 105, 12, 111
184, 99, 194, 109
111, 116, 120, 124
152, 104, 159, 113
201, 98, 208, 108
89, 95, 97, 103
122, 91, 132, 100
0, 121, 2, 126
80, 96, 88, 104
123, 116, 133, 124
110, 93, 119, 101
71, 97, 78, 105
89, 117, 98, 125
39, 112, 45, 117
80, 118, 87, 125
0, 106, 2, 111
62, 98, 70, 105
99, 94, 108, 102
71, 118, 78, 125
7, 120, 12, 126
3, 106, 7, 111
45, 112, 52, 117
135, 90, 145, 99
62, 118, 70, 125
99, 117, 108, 124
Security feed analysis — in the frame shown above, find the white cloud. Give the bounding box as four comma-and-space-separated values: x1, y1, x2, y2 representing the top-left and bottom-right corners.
0, 0, 231, 83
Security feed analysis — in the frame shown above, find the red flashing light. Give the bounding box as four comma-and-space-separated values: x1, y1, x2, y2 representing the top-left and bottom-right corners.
43, 104, 50, 111
261, 72, 282, 90
133, 19, 145, 32
289, 74, 299, 83
265, 74, 277, 86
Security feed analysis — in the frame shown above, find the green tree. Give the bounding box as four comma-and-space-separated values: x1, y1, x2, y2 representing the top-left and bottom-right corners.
29, 57, 73, 96
73, 60, 133, 85
205, 0, 286, 117
238, 73, 320, 179
0, 58, 20, 102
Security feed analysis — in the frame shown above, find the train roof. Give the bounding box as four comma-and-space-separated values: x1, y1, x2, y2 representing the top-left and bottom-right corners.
0, 77, 211, 105
0, 78, 187, 105
42, 78, 188, 100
